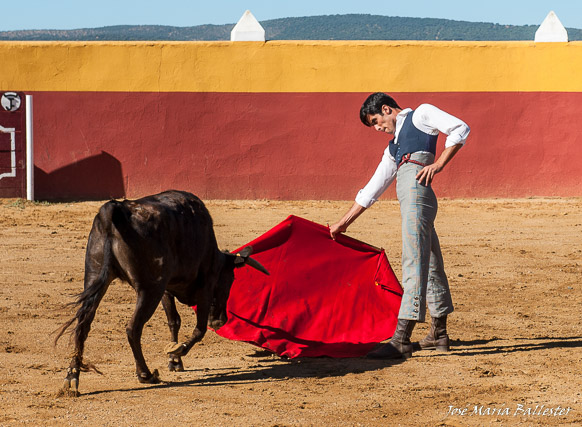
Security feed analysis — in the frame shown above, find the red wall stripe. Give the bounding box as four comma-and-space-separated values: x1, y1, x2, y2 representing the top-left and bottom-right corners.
31, 91, 582, 200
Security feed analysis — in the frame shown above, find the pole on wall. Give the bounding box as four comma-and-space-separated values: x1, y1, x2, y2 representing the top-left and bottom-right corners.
26, 94, 34, 201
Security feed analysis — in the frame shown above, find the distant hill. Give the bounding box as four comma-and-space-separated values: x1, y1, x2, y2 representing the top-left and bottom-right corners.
1, 14, 581, 41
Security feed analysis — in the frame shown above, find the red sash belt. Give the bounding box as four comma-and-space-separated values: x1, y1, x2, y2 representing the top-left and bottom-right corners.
398, 153, 428, 169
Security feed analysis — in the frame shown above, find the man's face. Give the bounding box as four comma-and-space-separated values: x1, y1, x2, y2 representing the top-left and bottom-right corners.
367, 105, 397, 134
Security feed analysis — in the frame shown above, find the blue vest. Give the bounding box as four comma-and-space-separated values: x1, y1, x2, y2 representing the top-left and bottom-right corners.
388, 110, 438, 166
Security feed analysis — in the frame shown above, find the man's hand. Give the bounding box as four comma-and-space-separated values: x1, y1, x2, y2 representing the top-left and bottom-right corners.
416, 163, 442, 186
329, 222, 347, 240
416, 144, 463, 186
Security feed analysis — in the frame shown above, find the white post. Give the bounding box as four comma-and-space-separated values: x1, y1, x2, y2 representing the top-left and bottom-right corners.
26, 94, 34, 201
535, 11, 568, 42
230, 10, 265, 41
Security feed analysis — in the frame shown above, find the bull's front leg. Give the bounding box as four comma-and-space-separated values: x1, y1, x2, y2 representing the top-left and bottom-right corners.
166, 302, 209, 358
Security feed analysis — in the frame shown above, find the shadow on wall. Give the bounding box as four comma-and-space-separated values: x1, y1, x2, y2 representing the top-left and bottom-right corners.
35, 151, 125, 201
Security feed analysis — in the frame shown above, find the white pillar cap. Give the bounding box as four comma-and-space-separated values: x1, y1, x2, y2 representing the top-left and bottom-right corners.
535, 11, 568, 42
231, 10, 265, 41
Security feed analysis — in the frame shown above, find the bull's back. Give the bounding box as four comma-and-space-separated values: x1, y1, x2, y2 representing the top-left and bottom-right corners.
111, 191, 219, 280
125, 190, 215, 241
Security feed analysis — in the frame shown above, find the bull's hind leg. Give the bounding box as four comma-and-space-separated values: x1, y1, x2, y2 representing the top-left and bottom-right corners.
161, 292, 184, 372
59, 277, 112, 397
126, 284, 166, 384
58, 229, 114, 397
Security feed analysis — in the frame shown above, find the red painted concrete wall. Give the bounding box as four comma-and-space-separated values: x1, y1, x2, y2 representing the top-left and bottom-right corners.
31, 91, 582, 200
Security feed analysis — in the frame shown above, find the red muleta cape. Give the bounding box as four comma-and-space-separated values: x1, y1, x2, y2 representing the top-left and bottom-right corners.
215, 215, 403, 358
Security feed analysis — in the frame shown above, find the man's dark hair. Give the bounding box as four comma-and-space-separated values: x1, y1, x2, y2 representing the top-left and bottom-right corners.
359, 92, 401, 126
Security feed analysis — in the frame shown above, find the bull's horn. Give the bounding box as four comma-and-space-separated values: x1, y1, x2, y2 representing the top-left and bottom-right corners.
245, 256, 270, 276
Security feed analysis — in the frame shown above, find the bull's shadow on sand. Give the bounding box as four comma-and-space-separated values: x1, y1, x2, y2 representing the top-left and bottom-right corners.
81, 335, 582, 397
82, 353, 402, 397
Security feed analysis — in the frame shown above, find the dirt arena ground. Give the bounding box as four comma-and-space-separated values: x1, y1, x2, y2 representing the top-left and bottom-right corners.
0, 196, 581, 426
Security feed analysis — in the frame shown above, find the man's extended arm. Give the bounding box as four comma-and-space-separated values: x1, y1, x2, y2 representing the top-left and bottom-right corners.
329, 202, 367, 240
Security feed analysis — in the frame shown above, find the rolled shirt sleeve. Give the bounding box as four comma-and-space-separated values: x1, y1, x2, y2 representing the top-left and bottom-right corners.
412, 104, 470, 149
355, 147, 397, 208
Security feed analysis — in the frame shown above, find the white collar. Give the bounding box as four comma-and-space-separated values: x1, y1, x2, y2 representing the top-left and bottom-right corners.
395, 108, 412, 139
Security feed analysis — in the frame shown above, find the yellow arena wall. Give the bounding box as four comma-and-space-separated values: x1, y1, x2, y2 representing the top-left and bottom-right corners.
0, 41, 581, 200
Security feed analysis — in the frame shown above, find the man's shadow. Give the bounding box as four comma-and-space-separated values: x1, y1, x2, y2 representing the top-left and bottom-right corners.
430, 335, 582, 357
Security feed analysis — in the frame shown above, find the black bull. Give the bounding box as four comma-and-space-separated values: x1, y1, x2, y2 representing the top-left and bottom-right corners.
55, 190, 269, 396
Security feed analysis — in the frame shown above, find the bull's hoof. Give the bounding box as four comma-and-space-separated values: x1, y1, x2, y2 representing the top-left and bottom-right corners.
168, 357, 184, 372
209, 319, 226, 330
138, 369, 160, 384
56, 378, 80, 398
57, 368, 80, 397
165, 341, 188, 357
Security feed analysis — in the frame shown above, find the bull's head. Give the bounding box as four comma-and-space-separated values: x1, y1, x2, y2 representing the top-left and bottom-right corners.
209, 246, 269, 329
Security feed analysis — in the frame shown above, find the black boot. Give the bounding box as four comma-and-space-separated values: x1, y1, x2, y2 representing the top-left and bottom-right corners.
366, 319, 416, 359
416, 316, 450, 352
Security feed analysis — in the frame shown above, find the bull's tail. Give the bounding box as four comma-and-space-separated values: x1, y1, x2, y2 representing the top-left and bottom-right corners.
54, 201, 120, 349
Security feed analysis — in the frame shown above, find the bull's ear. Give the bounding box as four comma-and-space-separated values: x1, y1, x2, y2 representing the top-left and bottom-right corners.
233, 253, 245, 266
233, 246, 253, 266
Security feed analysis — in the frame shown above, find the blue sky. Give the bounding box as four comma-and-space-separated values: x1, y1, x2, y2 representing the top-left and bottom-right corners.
2, 0, 581, 31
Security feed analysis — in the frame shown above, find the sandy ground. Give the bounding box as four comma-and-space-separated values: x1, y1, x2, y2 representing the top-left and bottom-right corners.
0, 196, 581, 426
